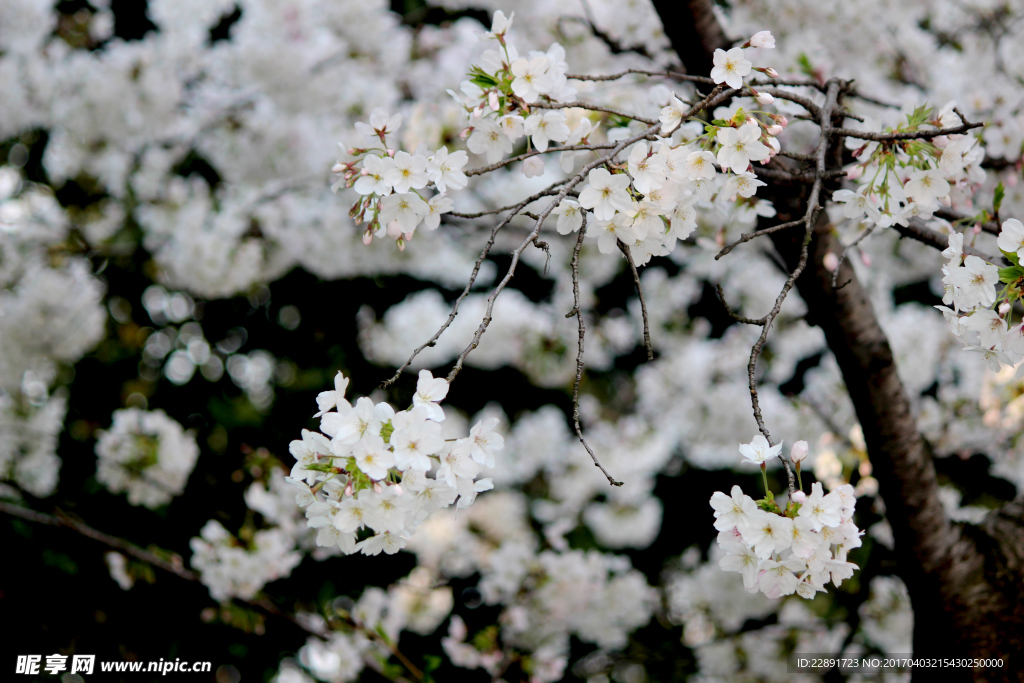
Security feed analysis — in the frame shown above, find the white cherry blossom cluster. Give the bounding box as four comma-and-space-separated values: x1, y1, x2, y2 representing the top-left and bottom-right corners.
935, 219, 1024, 371
709, 436, 862, 599
189, 519, 302, 602
285, 370, 502, 557
94, 408, 200, 509
833, 103, 985, 230
331, 108, 464, 249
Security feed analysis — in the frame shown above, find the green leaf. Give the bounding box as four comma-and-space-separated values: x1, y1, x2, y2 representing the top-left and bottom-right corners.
994, 182, 1005, 214
997, 266, 1024, 284
905, 104, 933, 129
796, 53, 815, 78
1002, 250, 1020, 267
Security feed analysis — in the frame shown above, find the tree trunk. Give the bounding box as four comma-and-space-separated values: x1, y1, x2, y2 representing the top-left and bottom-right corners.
649, 3, 1024, 679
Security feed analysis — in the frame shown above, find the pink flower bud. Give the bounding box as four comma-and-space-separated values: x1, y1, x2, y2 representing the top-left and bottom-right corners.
772, 115, 788, 128
999, 301, 1011, 316
790, 440, 809, 463
791, 490, 807, 504
846, 165, 864, 180
933, 135, 949, 149
332, 163, 345, 174
860, 251, 871, 267
766, 124, 783, 136
386, 149, 396, 157
489, 91, 500, 111
459, 127, 472, 139
755, 92, 775, 105
823, 252, 839, 272
765, 67, 779, 78
361, 167, 370, 175
347, 148, 358, 155
974, 223, 982, 234
386, 220, 403, 239
362, 231, 373, 245
393, 484, 403, 495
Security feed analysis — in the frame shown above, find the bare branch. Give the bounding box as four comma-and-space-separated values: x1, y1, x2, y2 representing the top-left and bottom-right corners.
830, 222, 879, 288
616, 240, 654, 360
530, 101, 659, 126
569, 214, 623, 487
716, 219, 806, 259
831, 114, 983, 142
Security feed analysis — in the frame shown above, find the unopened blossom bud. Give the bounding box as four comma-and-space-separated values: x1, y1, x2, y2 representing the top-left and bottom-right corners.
933, 136, 949, 149
396, 237, 406, 251
765, 67, 779, 78
459, 127, 472, 139
489, 91, 499, 111
755, 92, 775, 105
791, 441, 809, 463
791, 490, 807, 504
348, 148, 358, 155
974, 223, 982, 234
386, 220, 403, 239
362, 231, 373, 245
823, 252, 839, 272
386, 149, 396, 157
404, 230, 415, 241
361, 167, 370, 175
522, 156, 544, 178
846, 165, 864, 180
860, 251, 871, 267
749, 31, 775, 49
998, 301, 1011, 317
332, 163, 345, 174
767, 124, 783, 136
772, 114, 788, 127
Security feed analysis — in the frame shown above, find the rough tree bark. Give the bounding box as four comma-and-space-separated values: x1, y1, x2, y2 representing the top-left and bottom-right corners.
651, 3, 1024, 680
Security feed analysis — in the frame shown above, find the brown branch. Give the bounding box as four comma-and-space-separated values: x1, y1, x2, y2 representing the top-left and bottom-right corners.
616, 240, 654, 360
716, 218, 806, 259
569, 214, 623, 486
893, 217, 1006, 264
831, 116, 983, 142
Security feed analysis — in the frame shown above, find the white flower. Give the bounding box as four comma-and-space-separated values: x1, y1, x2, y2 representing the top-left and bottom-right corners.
355, 530, 408, 556
378, 192, 428, 234
437, 440, 480, 487
467, 417, 503, 467
627, 201, 665, 239
427, 147, 468, 193
717, 123, 769, 171
322, 396, 381, 447
353, 434, 395, 481
559, 118, 594, 172
467, 120, 513, 163
709, 485, 759, 532
510, 56, 553, 103
627, 142, 667, 194
997, 218, 1024, 260
742, 510, 794, 559
315, 372, 351, 417
385, 152, 429, 194
288, 429, 333, 485
903, 168, 950, 207
710, 48, 752, 89
659, 96, 687, 134
522, 156, 544, 177
832, 189, 882, 223
578, 168, 633, 221
392, 421, 443, 471
749, 30, 775, 48
484, 10, 513, 39
946, 255, 999, 310
722, 172, 766, 198
412, 369, 448, 421
942, 232, 964, 263
738, 434, 783, 465
684, 150, 717, 180
498, 115, 525, 141
524, 111, 570, 152
797, 482, 842, 531
963, 309, 1007, 349
354, 155, 396, 196
589, 214, 636, 253
789, 516, 820, 559
355, 107, 402, 142
759, 558, 805, 598
332, 490, 380, 533
718, 539, 761, 592
553, 199, 583, 234
423, 194, 453, 231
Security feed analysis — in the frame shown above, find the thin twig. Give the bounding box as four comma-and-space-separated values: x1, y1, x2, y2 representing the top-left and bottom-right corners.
617, 240, 654, 360
830, 223, 878, 287
716, 219, 806, 259
831, 116, 983, 142
464, 146, 618, 178
568, 214, 623, 487
715, 284, 768, 326
530, 101, 659, 126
